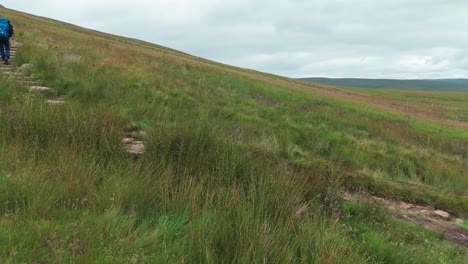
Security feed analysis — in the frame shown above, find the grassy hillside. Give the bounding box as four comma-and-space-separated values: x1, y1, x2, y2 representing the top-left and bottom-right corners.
348, 88, 468, 123
1, 8, 467, 263
299, 77, 468, 92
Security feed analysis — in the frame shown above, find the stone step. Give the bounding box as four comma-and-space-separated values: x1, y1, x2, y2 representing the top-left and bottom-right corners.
125, 141, 145, 156
14, 74, 35, 80
6, 72, 25, 77
7, 72, 31, 78
46, 100, 66, 105
0, 73, 14, 76
21, 81, 40, 86
4, 46, 63, 108
123, 130, 147, 158
30, 86, 51, 92
18, 76, 35, 80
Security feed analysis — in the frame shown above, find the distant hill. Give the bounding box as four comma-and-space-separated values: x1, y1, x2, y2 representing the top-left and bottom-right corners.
298, 77, 468, 92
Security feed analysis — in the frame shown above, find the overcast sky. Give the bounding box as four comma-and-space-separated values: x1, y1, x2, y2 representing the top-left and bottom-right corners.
3, 0, 468, 79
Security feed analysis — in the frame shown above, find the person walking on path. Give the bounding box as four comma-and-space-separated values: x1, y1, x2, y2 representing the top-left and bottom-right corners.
0, 17, 14, 65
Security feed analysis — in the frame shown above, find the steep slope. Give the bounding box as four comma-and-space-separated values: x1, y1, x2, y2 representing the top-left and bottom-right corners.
0, 8, 467, 263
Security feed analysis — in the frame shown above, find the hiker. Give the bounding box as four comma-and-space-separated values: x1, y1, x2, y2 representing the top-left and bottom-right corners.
0, 17, 14, 65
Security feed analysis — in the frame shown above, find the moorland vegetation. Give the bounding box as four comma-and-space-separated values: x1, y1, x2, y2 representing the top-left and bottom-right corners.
0, 8, 467, 263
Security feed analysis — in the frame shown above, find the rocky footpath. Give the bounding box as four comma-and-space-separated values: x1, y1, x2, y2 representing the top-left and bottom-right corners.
1, 40, 146, 158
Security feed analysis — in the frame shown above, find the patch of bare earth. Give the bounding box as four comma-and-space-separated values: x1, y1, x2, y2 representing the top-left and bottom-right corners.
344, 192, 468, 247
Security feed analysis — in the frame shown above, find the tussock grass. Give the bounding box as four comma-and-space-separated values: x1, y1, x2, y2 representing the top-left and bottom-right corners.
345, 173, 468, 218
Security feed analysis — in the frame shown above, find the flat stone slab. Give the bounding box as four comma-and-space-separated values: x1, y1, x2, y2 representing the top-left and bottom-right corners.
433, 210, 450, 219
30, 86, 51, 91
46, 100, 66, 105
125, 141, 145, 155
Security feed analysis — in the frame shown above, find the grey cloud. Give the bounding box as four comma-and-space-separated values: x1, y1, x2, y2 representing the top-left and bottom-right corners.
5, 0, 468, 78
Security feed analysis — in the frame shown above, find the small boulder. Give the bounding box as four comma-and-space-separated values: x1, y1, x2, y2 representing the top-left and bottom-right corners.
433, 210, 450, 219
420, 210, 430, 215
399, 202, 413, 210
19, 63, 34, 71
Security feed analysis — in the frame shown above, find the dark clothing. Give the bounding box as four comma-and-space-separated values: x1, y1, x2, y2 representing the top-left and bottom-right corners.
0, 38, 10, 60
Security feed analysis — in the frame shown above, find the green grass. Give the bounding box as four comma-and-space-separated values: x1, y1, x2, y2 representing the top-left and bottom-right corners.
342, 201, 468, 263
0, 8, 467, 263
350, 88, 468, 123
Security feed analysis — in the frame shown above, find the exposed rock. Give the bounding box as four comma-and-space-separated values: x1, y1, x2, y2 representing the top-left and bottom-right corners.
433, 210, 450, 219
30, 86, 51, 91
123, 128, 147, 158
122, 137, 136, 144
342, 194, 353, 202
420, 210, 430, 216
46, 100, 66, 105
344, 192, 467, 247
19, 63, 34, 71
125, 141, 145, 156
399, 202, 413, 210
395, 213, 468, 247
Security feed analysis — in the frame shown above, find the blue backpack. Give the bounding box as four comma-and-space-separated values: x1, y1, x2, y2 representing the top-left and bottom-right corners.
0, 17, 11, 40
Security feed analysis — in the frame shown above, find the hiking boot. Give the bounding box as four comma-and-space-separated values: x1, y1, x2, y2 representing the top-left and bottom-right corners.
4, 58, 9, 65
